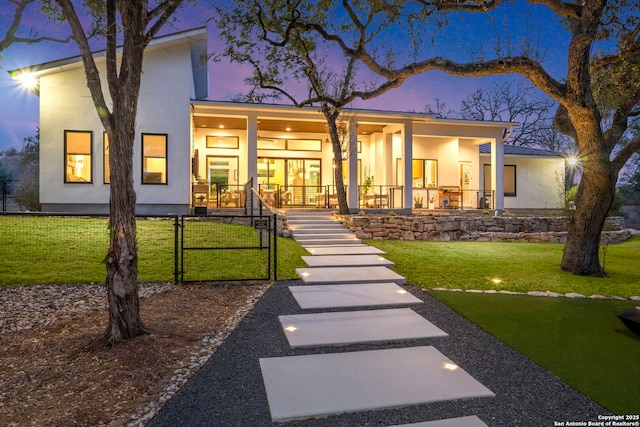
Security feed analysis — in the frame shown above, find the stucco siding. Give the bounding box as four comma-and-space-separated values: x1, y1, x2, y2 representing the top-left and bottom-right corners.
39, 40, 193, 211
482, 156, 564, 209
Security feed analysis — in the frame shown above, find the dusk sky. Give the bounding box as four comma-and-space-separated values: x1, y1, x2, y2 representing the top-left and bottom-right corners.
0, 1, 571, 152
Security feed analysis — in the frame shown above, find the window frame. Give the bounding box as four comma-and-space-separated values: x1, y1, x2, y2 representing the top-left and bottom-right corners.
64, 130, 93, 184
141, 133, 168, 185
483, 164, 516, 197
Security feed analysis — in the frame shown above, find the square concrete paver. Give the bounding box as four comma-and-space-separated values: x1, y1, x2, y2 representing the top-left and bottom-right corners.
279, 308, 447, 347
305, 246, 385, 255
260, 346, 495, 422
302, 254, 394, 267
390, 416, 488, 427
296, 266, 405, 284
289, 283, 422, 309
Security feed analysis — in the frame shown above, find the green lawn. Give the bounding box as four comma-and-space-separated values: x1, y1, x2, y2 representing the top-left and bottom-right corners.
367, 236, 640, 297
430, 291, 640, 414
0, 216, 305, 285
366, 237, 640, 414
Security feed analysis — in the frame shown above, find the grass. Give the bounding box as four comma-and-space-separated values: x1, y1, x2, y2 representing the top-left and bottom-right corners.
429, 291, 640, 414
366, 236, 640, 297
0, 216, 305, 285
365, 237, 640, 414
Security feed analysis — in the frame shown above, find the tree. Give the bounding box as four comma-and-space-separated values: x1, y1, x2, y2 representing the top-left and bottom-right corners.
279, 0, 640, 277
213, 1, 407, 214
13, 129, 40, 210
44, 0, 185, 344
0, 0, 69, 56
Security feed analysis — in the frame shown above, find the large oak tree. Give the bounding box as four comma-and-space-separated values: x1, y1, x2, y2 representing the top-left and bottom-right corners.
256, 0, 640, 277
44, 0, 185, 344
214, 1, 408, 214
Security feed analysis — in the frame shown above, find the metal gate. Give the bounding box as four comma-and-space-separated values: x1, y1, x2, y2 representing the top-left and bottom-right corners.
178, 214, 277, 282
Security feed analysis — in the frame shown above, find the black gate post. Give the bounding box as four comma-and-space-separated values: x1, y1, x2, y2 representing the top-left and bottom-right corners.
273, 212, 278, 281
173, 215, 180, 284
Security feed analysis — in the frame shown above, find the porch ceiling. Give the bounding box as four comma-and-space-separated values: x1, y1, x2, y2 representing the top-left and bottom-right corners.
194, 116, 385, 135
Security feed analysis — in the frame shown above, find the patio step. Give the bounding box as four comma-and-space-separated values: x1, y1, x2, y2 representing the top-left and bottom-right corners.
294, 238, 363, 246
301, 254, 394, 268
304, 246, 386, 255
296, 266, 405, 284
292, 228, 351, 235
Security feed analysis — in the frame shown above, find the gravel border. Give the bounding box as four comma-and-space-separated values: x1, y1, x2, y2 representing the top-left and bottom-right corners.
149, 280, 611, 427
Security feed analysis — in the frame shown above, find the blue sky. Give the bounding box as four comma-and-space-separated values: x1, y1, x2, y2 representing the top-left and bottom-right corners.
0, 1, 570, 152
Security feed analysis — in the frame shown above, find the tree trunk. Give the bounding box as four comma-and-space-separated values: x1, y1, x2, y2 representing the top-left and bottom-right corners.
104, 126, 147, 344
560, 156, 616, 276
322, 106, 349, 214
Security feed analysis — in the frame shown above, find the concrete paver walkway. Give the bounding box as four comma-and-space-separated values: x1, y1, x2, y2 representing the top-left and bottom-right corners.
149, 210, 610, 427
261, 211, 494, 424
289, 282, 423, 308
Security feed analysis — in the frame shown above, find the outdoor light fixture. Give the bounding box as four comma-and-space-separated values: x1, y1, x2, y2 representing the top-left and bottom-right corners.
284, 326, 298, 333
12, 71, 38, 92
567, 156, 579, 167
616, 307, 640, 336
443, 363, 458, 371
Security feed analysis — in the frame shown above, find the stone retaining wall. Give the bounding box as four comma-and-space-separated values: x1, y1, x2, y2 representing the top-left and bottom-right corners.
336, 214, 630, 244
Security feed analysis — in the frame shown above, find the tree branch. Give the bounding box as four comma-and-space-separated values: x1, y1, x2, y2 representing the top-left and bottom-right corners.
0, 0, 70, 51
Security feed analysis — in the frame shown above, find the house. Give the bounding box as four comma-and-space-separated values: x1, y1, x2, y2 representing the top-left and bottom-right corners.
9, 28, 566, 215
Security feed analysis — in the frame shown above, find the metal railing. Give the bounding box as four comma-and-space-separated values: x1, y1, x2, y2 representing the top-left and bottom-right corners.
412, 187, 495, 210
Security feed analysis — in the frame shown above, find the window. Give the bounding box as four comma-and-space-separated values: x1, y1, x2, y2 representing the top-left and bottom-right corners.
64, 130, 92, 183
206, 135, 239, 149
103, 132, 110, 184
257, 138, 322, 151
412, 159, 438, 188
142, 133, 167, 184
483, 164, 516, 197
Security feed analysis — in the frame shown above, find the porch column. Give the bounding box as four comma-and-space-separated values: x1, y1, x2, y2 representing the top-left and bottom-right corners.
347, 118, 358, 211
491, 138, 504, 212
247, 113, 258, 187
403, 120, 413, 210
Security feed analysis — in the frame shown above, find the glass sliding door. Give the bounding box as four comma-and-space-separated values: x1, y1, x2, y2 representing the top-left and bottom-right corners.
258, 157, 321, 206
207, 156, 239, 207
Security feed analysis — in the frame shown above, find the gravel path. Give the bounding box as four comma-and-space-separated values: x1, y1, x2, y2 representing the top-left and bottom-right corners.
149, 280, 610, 427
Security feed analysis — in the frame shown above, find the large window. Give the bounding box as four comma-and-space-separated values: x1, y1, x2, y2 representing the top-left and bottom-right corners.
483, 164, 516, 197
412, 159, 438, 188
64, 130, 92, 183
142, 133, 167, 184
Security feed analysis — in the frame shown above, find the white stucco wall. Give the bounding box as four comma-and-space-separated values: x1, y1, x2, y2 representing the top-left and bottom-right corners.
39, 40, 193, 212
481, 155, 564, 209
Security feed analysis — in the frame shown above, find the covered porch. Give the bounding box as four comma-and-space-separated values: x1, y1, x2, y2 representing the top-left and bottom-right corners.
189, 101, 512, 213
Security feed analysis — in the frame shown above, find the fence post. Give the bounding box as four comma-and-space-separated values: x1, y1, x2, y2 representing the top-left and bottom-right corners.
173, 215, 180, 284
273, 212, 278, 281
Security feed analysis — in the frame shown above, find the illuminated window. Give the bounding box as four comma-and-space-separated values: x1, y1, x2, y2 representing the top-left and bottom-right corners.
412, 159, 437, 188
142, 133, 167, 184
103, 132, 110, 184
64, 130, 92, 183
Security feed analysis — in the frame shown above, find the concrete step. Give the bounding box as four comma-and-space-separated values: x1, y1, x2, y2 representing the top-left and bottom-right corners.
288, 283, 423, 309
296, 266, 405, 284
301, 255, 394, 268
292, 228, 351, 235
294, 238, 363, 246
278, 308, 448, 348
304, 246, 385, 255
